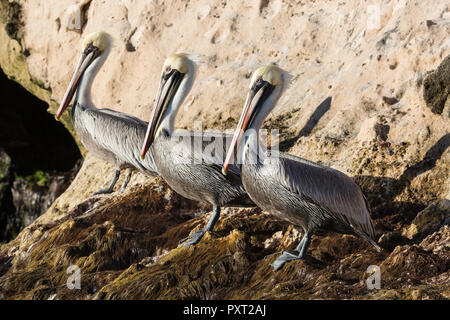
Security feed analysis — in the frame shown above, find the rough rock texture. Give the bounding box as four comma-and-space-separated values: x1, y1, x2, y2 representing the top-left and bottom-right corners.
0, 0, 449, 299
0, 163, 81, 242
423, 54, 450, 115
8, 161, 82, 237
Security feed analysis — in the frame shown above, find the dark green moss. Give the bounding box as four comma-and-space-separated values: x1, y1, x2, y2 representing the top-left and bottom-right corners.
16, 170, 49, 188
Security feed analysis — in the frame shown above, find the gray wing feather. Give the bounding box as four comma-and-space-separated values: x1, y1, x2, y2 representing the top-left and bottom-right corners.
275, 151, 376, 240
155, 129, 253, 207
79, 107, 158, 175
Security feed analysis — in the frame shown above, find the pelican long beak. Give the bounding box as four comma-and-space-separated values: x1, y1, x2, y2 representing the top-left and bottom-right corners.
222, 85, 266, 175
55, 50, 97, 120
140, 70, 184, 158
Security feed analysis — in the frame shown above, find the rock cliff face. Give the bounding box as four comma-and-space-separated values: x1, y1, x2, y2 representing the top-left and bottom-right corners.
0, 0, 448, 299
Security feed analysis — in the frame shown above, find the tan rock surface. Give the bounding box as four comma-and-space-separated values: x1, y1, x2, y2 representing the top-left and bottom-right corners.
0, 0, 449, 299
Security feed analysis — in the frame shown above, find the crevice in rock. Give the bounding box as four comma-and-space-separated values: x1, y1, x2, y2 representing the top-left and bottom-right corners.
80, 0, 92, 33
0, 68, 82, 242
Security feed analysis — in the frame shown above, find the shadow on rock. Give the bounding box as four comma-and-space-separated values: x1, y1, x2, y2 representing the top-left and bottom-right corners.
279, 96, 332, 152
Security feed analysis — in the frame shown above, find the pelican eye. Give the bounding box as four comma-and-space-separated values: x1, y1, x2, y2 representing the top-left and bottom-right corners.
249, 77, 275, 118
251, 77, 267, 92
162, 67, 180, 81
83, 43, 99, 56
162, 66, 171, 80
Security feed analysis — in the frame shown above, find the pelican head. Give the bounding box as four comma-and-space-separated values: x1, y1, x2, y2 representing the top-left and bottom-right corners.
140, 53, 197, 158
222, 64, 286, 175
56, 31, 111, 120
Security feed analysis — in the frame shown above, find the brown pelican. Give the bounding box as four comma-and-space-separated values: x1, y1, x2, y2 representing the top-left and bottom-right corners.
140, 53, 254, 246
223, 65, 381, 271
56, 31, 158, 195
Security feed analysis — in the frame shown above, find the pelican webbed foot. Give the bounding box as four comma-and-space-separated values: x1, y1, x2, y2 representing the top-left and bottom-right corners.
119, 169, 132, 192
269, 231, 311, 271
92, 187, 115, 196
178, 230, 206, 247
270, 250, 305, 271
92, 169, 120, 196
178, 206, 221, 247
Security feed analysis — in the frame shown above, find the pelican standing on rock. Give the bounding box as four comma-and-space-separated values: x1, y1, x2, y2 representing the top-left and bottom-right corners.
140, 53, 254, 246
222, 65, 381, 271
56, 31, 158, 195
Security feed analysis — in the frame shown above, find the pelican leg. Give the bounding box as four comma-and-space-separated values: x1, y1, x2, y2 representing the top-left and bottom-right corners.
119, 169, 132, 192
270, 231, 311, 272
179, 206, 221, 247
92, 169, 120, 196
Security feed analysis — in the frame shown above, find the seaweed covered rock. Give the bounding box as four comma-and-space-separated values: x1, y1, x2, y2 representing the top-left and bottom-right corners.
0, 169, 448, 299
